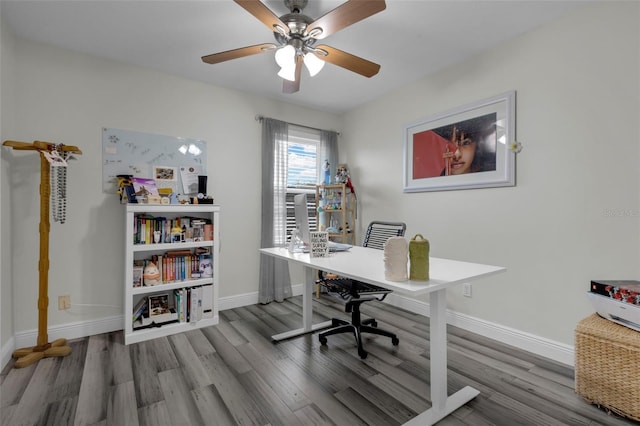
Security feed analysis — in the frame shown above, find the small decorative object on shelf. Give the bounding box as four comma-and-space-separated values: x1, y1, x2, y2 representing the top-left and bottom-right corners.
324, 160, 331, 185
117, 175, 137, 204
335, 163, 356, 198
192, 219, 205, 242
143, 260, 162, 286
170, 225, 185, 243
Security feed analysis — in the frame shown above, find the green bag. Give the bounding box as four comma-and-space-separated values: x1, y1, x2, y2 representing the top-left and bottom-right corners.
409, 234, 430, 281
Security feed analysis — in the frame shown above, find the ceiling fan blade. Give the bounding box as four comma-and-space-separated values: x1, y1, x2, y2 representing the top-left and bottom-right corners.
234, 0, 288, 34
283, 55, 303, 94
307, 0, 386, 40
315, 45, 380, 77
202, 43, 276, 64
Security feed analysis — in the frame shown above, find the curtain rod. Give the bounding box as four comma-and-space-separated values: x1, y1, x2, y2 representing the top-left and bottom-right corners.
255, 115, 340, 136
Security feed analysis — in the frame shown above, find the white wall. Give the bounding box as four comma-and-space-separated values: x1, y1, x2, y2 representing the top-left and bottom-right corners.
0, 14, 17, 354
1, 35, 342, 344
342, 1, 640, 345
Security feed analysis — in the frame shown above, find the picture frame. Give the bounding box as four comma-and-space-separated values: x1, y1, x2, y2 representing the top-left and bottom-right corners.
131, 177, 159, 202
153, 165, 179, 195
132, 266, 143, 288
403, 91, 516, 192
148, 293, 171, 317
309, 231, 329, 258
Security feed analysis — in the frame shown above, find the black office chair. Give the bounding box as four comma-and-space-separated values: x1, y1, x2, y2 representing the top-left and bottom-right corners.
317, 221, 406, 359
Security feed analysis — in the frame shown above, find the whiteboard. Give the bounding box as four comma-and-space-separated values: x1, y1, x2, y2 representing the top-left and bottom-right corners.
102, 127, 207, 194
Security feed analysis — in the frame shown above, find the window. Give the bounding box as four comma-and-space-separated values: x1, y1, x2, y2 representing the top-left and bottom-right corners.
286, 127, 320, 237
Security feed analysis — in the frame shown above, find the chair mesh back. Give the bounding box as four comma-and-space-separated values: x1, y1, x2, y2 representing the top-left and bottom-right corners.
362, 221, 407, 250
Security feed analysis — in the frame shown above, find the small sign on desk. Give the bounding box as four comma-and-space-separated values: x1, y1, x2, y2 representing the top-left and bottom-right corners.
310, 231, 329, 257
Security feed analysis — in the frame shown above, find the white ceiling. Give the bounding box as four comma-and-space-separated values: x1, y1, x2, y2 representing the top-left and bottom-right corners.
1, 0, 589, 114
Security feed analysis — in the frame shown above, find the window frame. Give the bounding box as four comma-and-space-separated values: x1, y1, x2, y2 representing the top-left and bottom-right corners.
286, 127, 320, 237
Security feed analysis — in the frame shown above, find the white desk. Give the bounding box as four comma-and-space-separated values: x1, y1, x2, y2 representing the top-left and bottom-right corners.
260, 246, 506, 425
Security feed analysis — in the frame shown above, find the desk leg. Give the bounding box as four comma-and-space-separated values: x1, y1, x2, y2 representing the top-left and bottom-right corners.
271, 266, 333, 342
302, 266, 313, 331
403, 289, 479, 425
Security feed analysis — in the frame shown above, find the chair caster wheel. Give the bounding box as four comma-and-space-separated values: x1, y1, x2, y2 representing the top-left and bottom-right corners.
370, 320, 378, 328
319, 336, 327, 345
358, 350, 368, 359
392, 337, 399, 346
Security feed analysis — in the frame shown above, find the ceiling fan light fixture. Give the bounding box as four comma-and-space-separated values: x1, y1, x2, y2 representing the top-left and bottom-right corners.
201, 0, 386, 93
275, 44, 296, 68
303, 51, 325, 77
278, 64, 297, 81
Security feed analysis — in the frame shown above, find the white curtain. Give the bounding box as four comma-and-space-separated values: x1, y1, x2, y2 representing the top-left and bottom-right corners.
259, 118, 292, 304
318, 130, 339, 183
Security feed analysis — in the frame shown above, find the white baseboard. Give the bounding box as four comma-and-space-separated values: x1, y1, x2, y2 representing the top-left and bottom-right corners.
217, 283, 305, 311
1, 336, 15, 370
1, 284, 573, 370
12, 315, 124, 351
384, 292, 575, 367
218, 291, 260, 311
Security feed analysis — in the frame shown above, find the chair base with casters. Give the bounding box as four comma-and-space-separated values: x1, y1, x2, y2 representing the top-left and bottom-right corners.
318, 277, 400, 359
317, 221, 406, 359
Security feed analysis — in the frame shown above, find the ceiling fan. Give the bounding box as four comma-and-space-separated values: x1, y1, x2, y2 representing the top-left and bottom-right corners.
201, 0, 386, 94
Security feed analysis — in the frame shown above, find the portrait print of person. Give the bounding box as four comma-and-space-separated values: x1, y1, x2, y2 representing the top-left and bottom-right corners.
412, 112, 497, 179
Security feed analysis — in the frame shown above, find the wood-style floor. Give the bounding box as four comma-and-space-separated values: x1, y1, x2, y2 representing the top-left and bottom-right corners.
1, 295, 636, 426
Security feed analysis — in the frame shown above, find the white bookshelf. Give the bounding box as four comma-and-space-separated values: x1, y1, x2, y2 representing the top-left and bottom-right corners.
124, 204, 220, 344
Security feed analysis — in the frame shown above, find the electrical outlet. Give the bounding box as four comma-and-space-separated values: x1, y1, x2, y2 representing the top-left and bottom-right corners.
463, 283, 472, 298
58, 295, 71, 310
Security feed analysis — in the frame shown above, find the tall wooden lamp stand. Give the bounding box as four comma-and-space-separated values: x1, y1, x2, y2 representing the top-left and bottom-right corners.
3, 140, 82, 368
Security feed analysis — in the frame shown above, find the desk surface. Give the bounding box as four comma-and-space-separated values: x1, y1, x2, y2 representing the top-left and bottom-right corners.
260, 246, 505, 296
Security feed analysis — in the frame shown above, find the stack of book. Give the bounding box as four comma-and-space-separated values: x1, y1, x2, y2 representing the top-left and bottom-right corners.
132, 284, 213, 330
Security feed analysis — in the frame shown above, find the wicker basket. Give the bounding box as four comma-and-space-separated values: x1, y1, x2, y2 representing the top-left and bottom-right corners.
575, 314, 640, 421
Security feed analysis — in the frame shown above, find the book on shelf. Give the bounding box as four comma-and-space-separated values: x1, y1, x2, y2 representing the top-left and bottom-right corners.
135, 246, 216, 286
132, 296, 148, 324
174, 289, 185, 322
198, 254, 213, 278
202, 284, 213, 319
190, 286, 203, 324
133, 214, 213, 245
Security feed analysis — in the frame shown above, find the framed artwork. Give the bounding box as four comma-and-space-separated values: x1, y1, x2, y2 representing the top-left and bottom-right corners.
132, 266, 143, 288
131, 177, 159, 199
148, 293, 170, 317
153, 165, 179, 195
403, 91, 516, 192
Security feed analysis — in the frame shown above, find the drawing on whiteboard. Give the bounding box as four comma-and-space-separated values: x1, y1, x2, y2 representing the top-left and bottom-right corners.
102, 128, 206, 194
